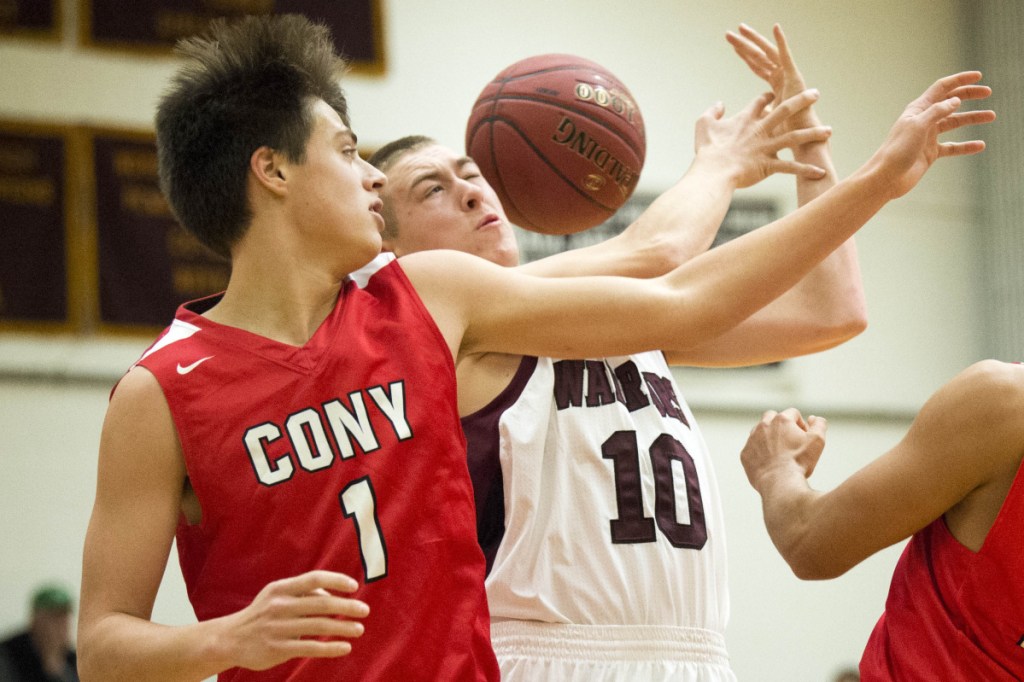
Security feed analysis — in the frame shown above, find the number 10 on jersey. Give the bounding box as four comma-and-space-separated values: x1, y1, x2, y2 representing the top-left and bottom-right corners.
603, 430, 707, 549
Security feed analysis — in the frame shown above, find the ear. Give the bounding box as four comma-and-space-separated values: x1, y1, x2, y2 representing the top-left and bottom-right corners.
249, 146, 288, 196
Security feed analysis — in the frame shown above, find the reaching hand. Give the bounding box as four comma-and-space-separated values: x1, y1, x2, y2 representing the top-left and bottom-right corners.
223, 570, 369, 671
727, 23, 815, 130
693, 88, 832, 189
868, 71, 994, 199
741, 408, 827, 492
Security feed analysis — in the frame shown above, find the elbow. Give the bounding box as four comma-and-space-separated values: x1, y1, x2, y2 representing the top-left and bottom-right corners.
779, 537, 856, 581
827, 291, 869, 345
76, 620, 111, 682
820, 296, 869, 348
801, 287, 869, 354
838, 305, 868, 342
787, 556, 852, 581
76, 634, 99, 682
797, 310, 869, 357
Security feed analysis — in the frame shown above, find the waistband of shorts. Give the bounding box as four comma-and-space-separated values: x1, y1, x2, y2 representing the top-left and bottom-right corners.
490, 620, 730, 665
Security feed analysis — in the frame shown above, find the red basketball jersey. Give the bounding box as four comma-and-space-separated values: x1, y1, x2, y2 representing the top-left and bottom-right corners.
130, 262, 498, 681
860, 458, 1024, 680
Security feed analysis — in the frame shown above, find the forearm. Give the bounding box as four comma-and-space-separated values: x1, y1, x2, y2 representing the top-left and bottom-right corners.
661, 132, 864, 366
615, 152, 740, 272
517, 155, 737, 279
792, 108, 837, 205
755, 473, 845, 580
79, 614, 233, 682
654, 162, 887, 347
791, 114, 866, 321
472, 166, 888, 360
768, 110, 866, 347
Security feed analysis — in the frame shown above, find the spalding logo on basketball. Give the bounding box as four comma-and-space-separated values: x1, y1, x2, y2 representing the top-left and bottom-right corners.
465, 54, 646, 235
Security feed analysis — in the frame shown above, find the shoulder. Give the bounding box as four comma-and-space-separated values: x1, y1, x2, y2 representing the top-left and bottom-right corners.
944, 360, 1024, 415
106, 366, 176, 446
395, 250, 516, 310
396, 249, 501, 280
111, 364, 166, 405
922, 360, 1024, 472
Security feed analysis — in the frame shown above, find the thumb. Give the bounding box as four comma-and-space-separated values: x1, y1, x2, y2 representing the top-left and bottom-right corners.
806, 415, 828, 439
701, 101, 726, 120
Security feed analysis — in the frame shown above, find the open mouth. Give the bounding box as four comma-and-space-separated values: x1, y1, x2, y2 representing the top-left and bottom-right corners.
477, 213, 501, 229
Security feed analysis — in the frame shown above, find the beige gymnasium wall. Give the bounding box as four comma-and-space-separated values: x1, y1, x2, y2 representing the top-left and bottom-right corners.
1, 1, 1002, 680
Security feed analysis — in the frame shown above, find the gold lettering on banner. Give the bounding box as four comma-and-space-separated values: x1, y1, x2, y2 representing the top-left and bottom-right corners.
155, 10, 211, 42
0, 146, 40, 173
157, 0, 274, 40
113, 149, 158, 179
201, 0, 273, 14
0, 177, 55, 207
121, 184, 173, 218
166, 226, 213, 259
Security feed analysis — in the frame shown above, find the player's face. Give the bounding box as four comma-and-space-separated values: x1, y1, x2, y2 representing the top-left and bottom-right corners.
382, 144, 519, 267
287, 100, 387, 274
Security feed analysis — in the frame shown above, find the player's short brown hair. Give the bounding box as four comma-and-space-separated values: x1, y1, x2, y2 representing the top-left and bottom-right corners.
156, 14, 350, 258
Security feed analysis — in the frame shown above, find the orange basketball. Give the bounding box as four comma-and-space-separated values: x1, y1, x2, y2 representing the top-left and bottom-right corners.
465, 54, 646, 235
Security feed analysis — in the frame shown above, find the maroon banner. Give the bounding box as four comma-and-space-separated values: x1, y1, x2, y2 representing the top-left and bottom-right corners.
516, 194, 779, 264
80, 0, 383, 72
0, 0, 60, 38
91, 130, 230, 328
0, 126, 69, 325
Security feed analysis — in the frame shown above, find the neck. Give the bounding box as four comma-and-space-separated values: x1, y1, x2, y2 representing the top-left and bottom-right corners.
205, 255, 345, 347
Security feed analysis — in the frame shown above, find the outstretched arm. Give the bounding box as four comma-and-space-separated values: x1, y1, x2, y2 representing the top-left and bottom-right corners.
668, 23, 863, 365
78, 369, 369, 682
741, 361, 1024, 580
669, 27, 995, 366
403, 71, 992, 363
517, 88, 830, 279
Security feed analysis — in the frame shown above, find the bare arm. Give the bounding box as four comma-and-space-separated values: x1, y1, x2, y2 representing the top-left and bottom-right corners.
741, 361, 1024, 580
517, 89, 830, 279
669, 26, 995, 366
78, 369, 368, 682
668, 23, 859, 365
402, 71, 991, 363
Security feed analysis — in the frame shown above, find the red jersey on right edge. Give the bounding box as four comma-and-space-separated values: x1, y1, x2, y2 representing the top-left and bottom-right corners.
860, 457, 1024, 680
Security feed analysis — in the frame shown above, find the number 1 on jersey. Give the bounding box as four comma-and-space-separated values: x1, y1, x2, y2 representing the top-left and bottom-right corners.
340, 476, 389, 582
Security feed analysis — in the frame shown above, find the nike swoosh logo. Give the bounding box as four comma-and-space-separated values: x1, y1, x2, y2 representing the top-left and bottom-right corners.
176, 356, 214, 375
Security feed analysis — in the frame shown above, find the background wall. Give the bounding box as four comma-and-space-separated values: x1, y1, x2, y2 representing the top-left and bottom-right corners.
1, 1, 1014, 680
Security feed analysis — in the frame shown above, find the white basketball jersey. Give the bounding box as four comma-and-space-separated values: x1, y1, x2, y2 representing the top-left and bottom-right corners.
465, 352, 729, 631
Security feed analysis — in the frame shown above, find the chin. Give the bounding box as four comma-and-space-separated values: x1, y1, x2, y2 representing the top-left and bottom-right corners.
493, 248, 520, 268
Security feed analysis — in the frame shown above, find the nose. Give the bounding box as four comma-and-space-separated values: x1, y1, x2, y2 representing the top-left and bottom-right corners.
459, 178, 483, 211
362, 157, 387, 190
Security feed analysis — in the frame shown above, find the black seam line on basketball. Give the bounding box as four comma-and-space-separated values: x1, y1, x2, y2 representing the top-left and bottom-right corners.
482, 120, 520, 228
497, 65, 626, 88
469, 95, 643, 158
487, 117, 619, 217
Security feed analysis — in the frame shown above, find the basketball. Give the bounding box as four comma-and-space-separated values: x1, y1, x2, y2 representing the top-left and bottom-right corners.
465, 54, 646, 235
